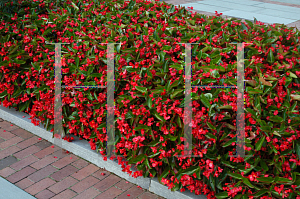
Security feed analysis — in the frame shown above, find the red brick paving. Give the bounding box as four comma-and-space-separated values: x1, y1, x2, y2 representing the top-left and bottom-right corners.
10, 155, 39, 170
93, 174, 122, 192
10, 128, 34, 139
33, 145, 61, 159
70, 175, 100, 193
6, 166, 36, 183
51, 154, 78, 169
0, 121, 20, 131
0, 129, 16, 140
71, 163, 99, 181
0, 145, 21, 159
72, 187, 100, 199
92, 169, 111, 180
16, 136, 41, 149
71, 158, 89, 169
35, 189, 56, 199
48, 176, 79, 194
13, 145, 41, 159
30, 155, 59, 170
138, 192, 160, 199
15, 177, 35, 190
95, 186, 123, 199
49, 164, 79, 181
115, 180, 135, 191
51, 189, 77, 199
0, 136, 24, 149
27, 165, 58, 182
0, 167, 16, 177
25, 177, 56, 195
117, 186, 145, 199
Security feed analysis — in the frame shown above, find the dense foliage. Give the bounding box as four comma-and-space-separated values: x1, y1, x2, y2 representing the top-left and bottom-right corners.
0, 0, 300, 198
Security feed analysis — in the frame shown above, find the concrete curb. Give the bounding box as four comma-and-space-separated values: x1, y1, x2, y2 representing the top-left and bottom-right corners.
0, 105, 207, 199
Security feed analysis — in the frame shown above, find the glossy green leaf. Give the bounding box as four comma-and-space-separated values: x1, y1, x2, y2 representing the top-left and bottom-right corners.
200, 93, 211, 108
267, 50, 274, 64
215, 192, 228, 199
269, 116, 283, 123
135, 86, 147, 93
255, 136, 265, 151
222, 137, 236, 147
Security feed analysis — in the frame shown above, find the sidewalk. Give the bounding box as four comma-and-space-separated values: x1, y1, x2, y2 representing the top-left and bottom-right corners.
161, 0, 300, 31
1, 0, 300, 199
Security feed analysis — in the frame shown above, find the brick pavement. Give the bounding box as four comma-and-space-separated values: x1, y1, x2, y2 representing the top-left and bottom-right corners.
0, 119, 165, 199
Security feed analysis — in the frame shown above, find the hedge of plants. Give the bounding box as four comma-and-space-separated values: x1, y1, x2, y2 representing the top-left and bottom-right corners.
1, 0, 300, 198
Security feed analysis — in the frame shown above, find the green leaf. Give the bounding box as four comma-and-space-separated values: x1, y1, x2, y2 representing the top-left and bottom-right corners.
75, 57, 79, 67
209, 174, 216, 192
135, 86, 147, 93
257, 177, 274, 183
147, 97, 152, 109
134, 124, 151, 131
166, 134, 177, 141
14, 59, 26, 65
71, 2, 79, 10
276, 177, 293, 184
291, 94, 300, 101
260, 159, 269, 172
242, 178, 254, 188
170, 64, 183, 70
247, 87, 263, 94
0, 90, 8, 98
289, 102, 297, 112
202, 78, 217, 84
267, 50, 275, 64
129, 154, 146, 164
205, 132, 217, 140
206, 122, 216, 130
125, 111, 134, 119
215, 192, 228, 199
217, 105, 232, 110
18, 101, 28, 112
222, 137, 236, 147
285, 77, 293, 87
176, 116, 182, 128
269, 116, 283, 123
170, 89, 183, 99
260, 126, 271, 132
90, 73, 102, 78
295, 142, 300, 159
253, 189, 268, 197
228, 172, 243, 180
154, 111, 165, 122
255, 136, 265, 151
163, 60, 169, 73
289, 71, 298, 78
158, 166, 170, 183
181, 166, 200, 176
200, 93, 211, 108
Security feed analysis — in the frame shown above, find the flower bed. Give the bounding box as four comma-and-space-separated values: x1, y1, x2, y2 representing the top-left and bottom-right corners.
0, 0, 300, 198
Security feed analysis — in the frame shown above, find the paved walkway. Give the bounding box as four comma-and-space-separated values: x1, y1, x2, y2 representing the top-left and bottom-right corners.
161, 0, 300, 30
0, 119, 164, 199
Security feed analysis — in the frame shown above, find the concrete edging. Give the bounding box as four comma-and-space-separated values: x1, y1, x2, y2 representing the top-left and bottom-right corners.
0, 105, 207, 199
